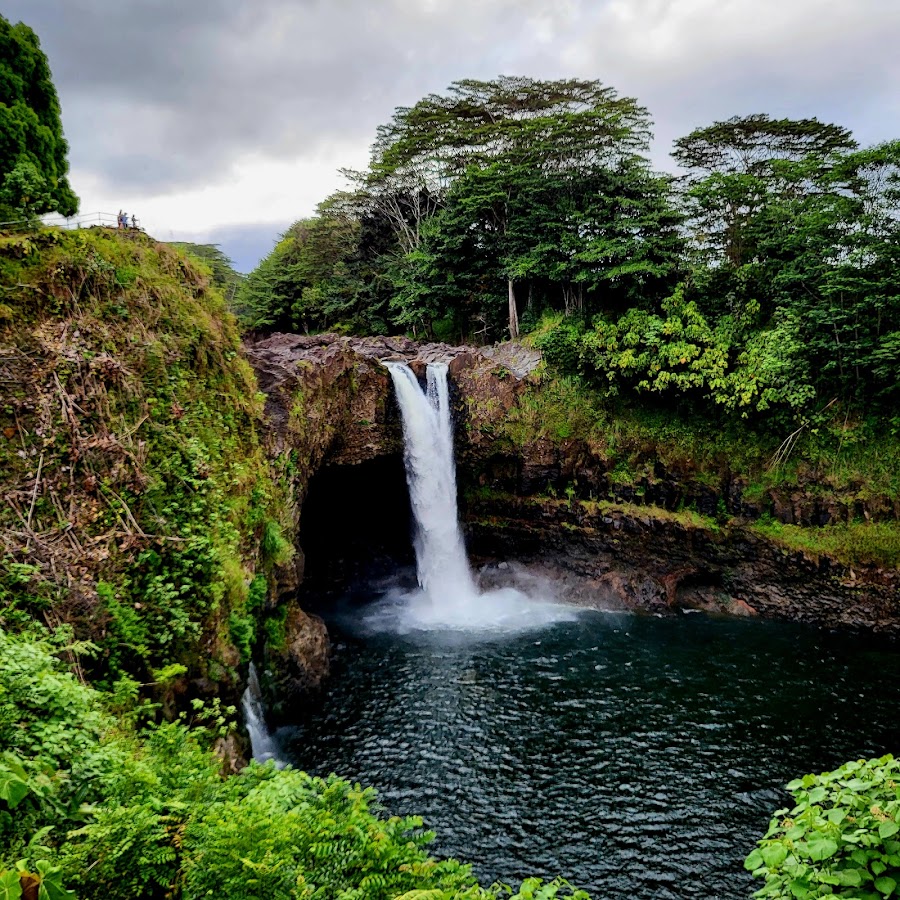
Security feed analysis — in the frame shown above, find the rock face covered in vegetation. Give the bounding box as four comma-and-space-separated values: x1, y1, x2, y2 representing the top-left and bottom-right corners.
0, 229, 327, 705
244, 330, 540, 465
245, 332, 899, 635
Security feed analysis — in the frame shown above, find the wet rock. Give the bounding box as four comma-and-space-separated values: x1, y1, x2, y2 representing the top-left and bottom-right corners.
263, 604, 330, 723
729, 598, 759, 617
213, 731, 249, 775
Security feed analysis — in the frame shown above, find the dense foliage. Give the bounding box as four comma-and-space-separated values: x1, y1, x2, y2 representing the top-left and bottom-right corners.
0, 229, 291, 689
168, 242, 244, 307
746, 755, 900, 899
240, 78, 900, 431
0, 626, 589, 900
0, 15, 77, 220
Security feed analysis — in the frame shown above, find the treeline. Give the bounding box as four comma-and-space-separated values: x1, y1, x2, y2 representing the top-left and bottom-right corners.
239, 76, 900, 425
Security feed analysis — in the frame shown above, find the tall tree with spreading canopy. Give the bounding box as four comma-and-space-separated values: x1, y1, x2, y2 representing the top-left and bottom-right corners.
0, 15, 78, 220
673, 115, 856, 317
347, 76, 680, 338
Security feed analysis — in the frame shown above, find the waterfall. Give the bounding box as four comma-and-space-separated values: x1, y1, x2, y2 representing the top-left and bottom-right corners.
241, 662, 282, 766
386, 363, 477, 604
378, 361, 579, 633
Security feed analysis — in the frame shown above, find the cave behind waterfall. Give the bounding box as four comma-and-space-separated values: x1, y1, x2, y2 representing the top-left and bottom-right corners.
298, 455, 414, 595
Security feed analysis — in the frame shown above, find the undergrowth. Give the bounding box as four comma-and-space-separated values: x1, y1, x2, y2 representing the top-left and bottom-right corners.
500, 365, 900, 514
0, 625, 590, 900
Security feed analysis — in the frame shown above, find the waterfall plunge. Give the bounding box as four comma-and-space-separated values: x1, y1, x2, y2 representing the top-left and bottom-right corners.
369, 362, 578, 634
387, 363, 477, 605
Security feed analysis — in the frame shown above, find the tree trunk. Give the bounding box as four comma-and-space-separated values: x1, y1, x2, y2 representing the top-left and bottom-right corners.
508, 279, 520, 340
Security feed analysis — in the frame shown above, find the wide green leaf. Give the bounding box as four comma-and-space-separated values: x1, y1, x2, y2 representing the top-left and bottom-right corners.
761, 845, 788, 868
0, 772, 30, 809
806, 836, 838, 861
0, 872, 21, 900
745, 849, 764, 871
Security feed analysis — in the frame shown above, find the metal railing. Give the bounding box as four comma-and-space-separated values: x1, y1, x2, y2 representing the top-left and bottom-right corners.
0, 212, 140, 231
44, 211, 122, 229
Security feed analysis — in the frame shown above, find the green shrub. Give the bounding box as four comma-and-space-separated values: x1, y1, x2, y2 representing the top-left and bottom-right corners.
746, 755, 900, 898
531, 314, 585, 375
1, 627, 592, 900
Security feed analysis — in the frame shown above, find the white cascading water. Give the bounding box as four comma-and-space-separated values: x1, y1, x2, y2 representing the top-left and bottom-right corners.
241, 662, 283, 766
388, 363, 477, 603
373, 361, 578, 633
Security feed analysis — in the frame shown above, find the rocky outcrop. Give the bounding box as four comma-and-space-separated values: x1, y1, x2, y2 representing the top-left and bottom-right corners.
243, 332, 540, 469
263, 603, 331, 722
245, 332, 898, 650
466, 495, 900, 634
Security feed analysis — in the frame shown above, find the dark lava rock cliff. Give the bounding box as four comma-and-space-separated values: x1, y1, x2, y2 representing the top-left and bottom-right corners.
246, 333, 898, 639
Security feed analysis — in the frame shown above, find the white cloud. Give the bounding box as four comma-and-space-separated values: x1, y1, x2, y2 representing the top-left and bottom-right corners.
69, 141, 371, 238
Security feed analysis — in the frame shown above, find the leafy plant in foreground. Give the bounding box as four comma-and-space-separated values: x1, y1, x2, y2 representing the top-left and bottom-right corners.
746, 755, 900, 898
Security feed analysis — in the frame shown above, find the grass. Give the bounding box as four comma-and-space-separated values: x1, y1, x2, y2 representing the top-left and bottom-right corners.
464, 487, 721, 533
750, 519, 900, 569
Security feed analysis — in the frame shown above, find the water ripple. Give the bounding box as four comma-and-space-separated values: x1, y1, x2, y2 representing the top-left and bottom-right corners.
285, 612, 900, 900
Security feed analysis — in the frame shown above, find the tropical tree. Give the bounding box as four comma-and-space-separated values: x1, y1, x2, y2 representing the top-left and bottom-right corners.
673, 115, 856, 270
753, 140, 900, 408
169, 242, 244, 306
235, 211, 395, 334
350, 76, 676, 338
0, 15, 78, 220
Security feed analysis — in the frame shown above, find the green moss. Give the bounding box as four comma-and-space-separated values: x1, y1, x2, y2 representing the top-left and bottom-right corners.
750, 520, 900, 569
263, 604, 289, 650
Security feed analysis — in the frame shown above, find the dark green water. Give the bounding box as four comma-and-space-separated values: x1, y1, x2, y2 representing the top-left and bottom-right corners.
283, 609, 900, 900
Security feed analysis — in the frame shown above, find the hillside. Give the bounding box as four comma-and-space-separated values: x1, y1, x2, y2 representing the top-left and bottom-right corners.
0, 227, 325, 701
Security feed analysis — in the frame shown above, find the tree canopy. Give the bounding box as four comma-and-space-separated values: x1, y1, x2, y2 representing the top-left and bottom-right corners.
0, 15, 78, 220
169, 242, 244, 307
240, 78, 900, 427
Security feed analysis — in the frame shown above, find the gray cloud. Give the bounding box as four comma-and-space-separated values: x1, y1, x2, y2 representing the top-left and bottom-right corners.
10, 0, 557, 192
5, 0, 900, 269
163, 222, 288, 275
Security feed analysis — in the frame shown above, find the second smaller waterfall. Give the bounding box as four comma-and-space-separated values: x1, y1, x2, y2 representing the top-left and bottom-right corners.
241, 662, 283, 766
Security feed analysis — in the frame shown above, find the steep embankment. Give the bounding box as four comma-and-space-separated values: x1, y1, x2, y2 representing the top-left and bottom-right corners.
0, 229, 326, 704
247, 333, 899, 635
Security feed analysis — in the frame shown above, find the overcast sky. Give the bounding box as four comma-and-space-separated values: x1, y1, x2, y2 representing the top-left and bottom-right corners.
8, 0, 900, 272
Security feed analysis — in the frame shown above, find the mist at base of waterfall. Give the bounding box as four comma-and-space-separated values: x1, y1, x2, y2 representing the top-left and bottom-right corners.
339, 562, 579, 637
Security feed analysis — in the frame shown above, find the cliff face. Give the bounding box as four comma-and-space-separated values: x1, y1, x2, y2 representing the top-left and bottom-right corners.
246, 332, 899, 638
243, 332, 541, 468
466, 495, 899, 634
